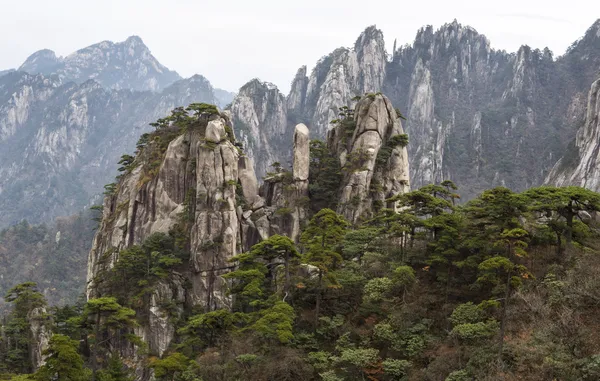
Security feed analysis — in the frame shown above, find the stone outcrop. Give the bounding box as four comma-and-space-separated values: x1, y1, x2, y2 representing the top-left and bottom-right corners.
328, 94, 410, 223
28, 307, 51, 371
229, 79, 292, 180
87, 112, 313, 362
87, 95, 410, 377
289, 26, 387, 139
547, 78, 600, 190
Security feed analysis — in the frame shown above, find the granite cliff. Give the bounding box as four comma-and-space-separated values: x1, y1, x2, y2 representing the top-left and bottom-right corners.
86, 93, 409, 378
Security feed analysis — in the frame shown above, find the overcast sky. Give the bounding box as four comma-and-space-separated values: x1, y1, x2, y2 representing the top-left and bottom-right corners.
1, 0, 599, 94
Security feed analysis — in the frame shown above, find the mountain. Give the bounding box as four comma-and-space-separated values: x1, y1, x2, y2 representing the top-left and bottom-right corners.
214, 87, 236, 107
0, 69, 14, 77
232, 20, 600, 198
18, 36, 181, 92
85, 93, 409, 376
546, 78, 600, 189
230, 79, 292, 178
0, 71, 217, 228
0, 210, 98, 311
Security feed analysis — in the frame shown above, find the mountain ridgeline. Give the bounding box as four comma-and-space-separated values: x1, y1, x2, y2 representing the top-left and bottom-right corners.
3, 19, 600, 381
82, 93, 409, 379
0, 37, 234, 229
232, 20, 600, 199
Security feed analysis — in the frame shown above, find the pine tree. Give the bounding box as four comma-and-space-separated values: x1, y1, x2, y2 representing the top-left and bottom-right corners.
34, 334, 90, 381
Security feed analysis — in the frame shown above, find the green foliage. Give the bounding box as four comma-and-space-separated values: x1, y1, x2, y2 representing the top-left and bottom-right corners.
178, 309, 238, 353
375, 133, 409, 167
524, 185, 600, 250
7, 180, 600, 381
117, 154, 136, 173
96, 355, 134, 381
4, 283, 46, 316
186, 103, 218, 117
342, 148, 371, 174
363, 277, 394, 303
34, 335, 90, 381
445, 369, 471, 381
308, 140, 342, 211
150, 353, 190, 380
338, 347, 380, 368
249, 301, 296, 344
394, 107, 407, 120
108, 233, 183, 300
382, 358, 411, 378
330, 106, 357, 145
449, 302, 484, 326
450, 320, 499, 342
2, 283, 48, 373
103, 183, 117, 196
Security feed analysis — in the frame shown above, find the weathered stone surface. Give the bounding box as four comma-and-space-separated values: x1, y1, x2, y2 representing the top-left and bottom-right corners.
229, 79, 291, 180
547, 78, 600, 190
136, 277, 186, 357
28, 307, 51, 371
230, 21, 600, 200
238, 155, 260, 205
330, 94, 410, 224
293, 124, 310, 181
205, 119, 227, 143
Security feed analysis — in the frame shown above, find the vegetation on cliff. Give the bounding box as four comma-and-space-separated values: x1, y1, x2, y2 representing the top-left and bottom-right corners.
3, 102, 600, 381
4, 181, 600, 380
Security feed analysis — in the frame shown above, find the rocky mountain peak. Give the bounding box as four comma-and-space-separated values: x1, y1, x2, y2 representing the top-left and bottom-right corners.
85, 92, 410, 372
16, 36, 181, 92
18, 49, 61, 74
230, 78, 290, 179
124, 35, 145, 46
354, 25, 385, 51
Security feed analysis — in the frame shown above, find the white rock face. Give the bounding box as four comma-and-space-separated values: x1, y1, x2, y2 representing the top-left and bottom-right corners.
231, 21, 600, 200
329, 93, 410, 224
230, 27, 387, 186
289, 26, 387, 139
547, 78, 600, 190
293, 123, 310, 181
230, 79, 291, 179
28, 307, 51, 371
205, 119, 227, 142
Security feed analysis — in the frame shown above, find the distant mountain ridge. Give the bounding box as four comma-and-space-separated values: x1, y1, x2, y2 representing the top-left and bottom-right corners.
1, 21, 600, 227
0, 35, 228, 228
230, 19, 600, 199
17, 36, 181, 92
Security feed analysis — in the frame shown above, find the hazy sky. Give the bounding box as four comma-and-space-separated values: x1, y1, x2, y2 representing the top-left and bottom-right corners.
1, 0, 599, 93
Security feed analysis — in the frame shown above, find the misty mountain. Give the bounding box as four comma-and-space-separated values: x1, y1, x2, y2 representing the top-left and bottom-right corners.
232, 20, 600, 199
18, 36, 181, 92
0, 71, 218, 228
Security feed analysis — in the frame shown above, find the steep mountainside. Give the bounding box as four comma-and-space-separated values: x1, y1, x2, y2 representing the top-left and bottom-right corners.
547, 78, 600, 189
0, 71, 218, 228
0, 211, 97, 310
0, 69, 14, 78
230, 79, 292, 178
233, 19, 600, 199
18, 36, 181, 92
214, 88, 236, 107
86, 94, 409, 378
